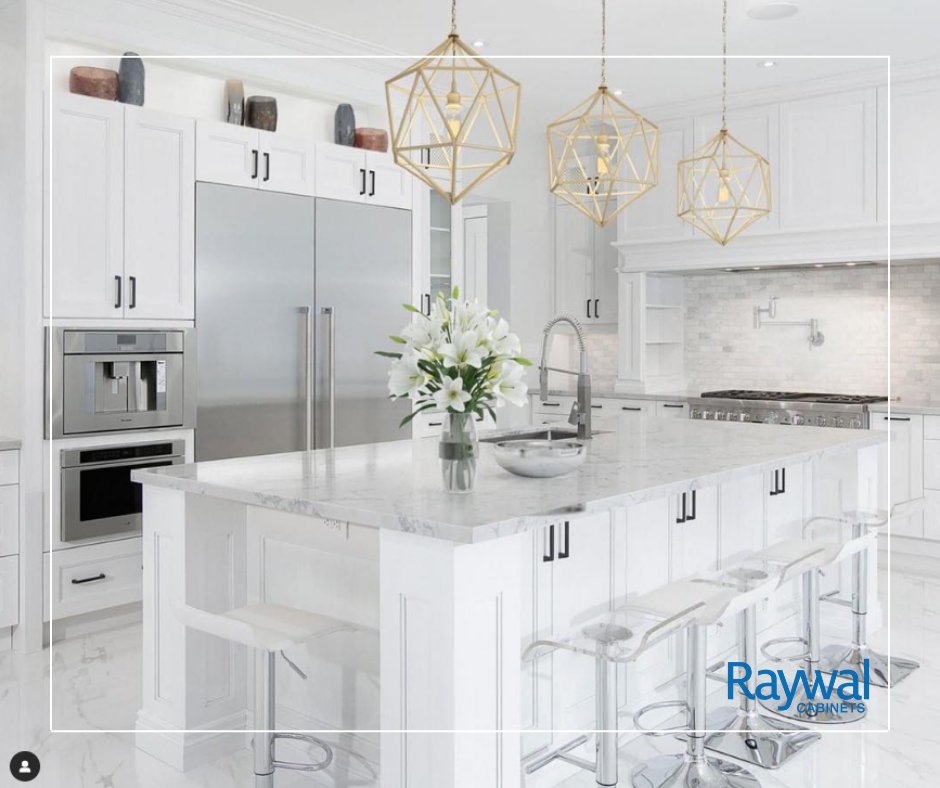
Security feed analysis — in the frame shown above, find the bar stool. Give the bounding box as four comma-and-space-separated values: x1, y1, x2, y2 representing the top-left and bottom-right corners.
630, 577, 779, 788
702, 548, 824, 768
758, 526, 876, 724
177, 602, 356, 787
817, 502, 922, 687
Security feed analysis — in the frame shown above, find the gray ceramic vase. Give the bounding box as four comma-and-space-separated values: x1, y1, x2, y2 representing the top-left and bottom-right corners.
117, 52, 145, 106
246, 96, 277, 131
225, 79, 245, 125
334, 103, 356, 146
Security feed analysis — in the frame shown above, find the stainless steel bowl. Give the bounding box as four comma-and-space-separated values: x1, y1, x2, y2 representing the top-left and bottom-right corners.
492, 438, 586, 478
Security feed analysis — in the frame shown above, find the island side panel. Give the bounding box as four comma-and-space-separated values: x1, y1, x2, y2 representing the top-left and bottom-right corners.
380, 528, 523, 788
137, 486, 248, 770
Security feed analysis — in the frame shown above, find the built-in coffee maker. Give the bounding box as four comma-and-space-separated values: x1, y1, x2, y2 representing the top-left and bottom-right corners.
46, 328, 196, 438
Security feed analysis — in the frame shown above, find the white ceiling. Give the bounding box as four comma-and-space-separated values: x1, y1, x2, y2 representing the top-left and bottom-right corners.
245, 0, 933, 116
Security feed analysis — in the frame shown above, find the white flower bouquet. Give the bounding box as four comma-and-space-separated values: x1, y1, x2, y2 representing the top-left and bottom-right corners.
378, 287, 532, 427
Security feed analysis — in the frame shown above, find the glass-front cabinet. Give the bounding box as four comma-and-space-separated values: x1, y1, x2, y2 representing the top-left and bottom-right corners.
413, 183, 463, 315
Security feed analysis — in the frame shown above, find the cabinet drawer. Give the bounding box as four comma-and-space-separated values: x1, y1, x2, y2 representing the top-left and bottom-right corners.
925, 440, 940, 491
594, 397, 651, 415
925, 415, 940, 440
532, 395, 575, 416
411, 411, 494, 440
50, 538, 142, 619
0, 485, 18, 557
0, 451, 18, 486
0, 554, 18, 629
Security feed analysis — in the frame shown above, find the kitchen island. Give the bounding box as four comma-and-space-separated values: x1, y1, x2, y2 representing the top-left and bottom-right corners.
133, 416, 883, 787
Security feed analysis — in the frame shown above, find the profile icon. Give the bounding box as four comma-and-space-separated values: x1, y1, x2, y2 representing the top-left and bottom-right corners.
9, 751, 40, 782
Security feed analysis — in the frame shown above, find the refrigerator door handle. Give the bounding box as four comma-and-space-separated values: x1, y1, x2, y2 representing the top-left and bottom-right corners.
322, 306, 335, 448
301, 306, 312, 451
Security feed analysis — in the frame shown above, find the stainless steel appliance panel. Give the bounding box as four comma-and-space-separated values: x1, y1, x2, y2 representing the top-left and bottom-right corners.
195, 183, 316, 461
61, 440, 185, 541
314, 199, 413, 448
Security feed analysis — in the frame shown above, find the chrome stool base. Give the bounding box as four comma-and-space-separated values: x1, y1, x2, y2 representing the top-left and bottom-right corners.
818, 643, 920, 688
703, 707, 819, 769
632, 753, 760, 788
758, 689, 866, 725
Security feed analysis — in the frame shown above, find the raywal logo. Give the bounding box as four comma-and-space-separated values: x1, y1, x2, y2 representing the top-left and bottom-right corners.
727, 659, 870, 716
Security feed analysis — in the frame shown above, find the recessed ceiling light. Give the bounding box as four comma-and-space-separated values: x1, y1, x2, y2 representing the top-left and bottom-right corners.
747, 2, 799, 21
758, 60, 778, 68
472, 39, 488, 48
814, 263, 824, 268
752, 266, 761, 270
612, 89, 623, 96
846, 262, 857, 267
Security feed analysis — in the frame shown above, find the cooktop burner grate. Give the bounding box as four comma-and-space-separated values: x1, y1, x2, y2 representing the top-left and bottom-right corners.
700, 390, 887, 405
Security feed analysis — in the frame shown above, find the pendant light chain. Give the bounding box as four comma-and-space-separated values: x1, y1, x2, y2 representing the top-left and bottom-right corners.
600, 0, 607, 87
451, 0, 457, 34
721, 0, 728, 130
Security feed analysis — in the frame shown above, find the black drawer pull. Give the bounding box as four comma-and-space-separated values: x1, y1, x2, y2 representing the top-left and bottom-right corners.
887, 416, 911, 422
72, 573, 106, 585
687, 490, 697, 521
586, 299, 592, 319
594, 298, 599, 318
591, 404, 603, 410
369, 169, 376, 196
128, 275, 137, 309
543, 524, 555, 562
114, 275, 122, 308
428, 421, 442, 427
359, 168, 367, 195
557, 521, 570, 559
263, 151, 270, 181
541, 402, 561, 407
251, 149, 259, 179
662, 403, 685, 409
676, 492, 687, 523
622, 406, 642, 412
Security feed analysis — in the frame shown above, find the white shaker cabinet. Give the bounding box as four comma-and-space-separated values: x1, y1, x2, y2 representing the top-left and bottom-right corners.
871, 413, 925, 538
124, 108, 195, 319
196, 121, 316, 196
315, 143, 412, 209
554, 203, 619, 325
47, 93, 125, 319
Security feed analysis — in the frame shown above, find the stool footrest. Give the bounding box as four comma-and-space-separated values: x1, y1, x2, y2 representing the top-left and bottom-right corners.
760, 635, 809, 663
632, 699, 692, 737
271, 732, 333, 772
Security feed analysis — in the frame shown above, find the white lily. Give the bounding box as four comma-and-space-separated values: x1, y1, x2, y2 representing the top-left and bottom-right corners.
493, 361, 529, 408
433, 375, 472, 412
440, 330, 484, 369
387, 352, 428, 398
486, 316, 522, 357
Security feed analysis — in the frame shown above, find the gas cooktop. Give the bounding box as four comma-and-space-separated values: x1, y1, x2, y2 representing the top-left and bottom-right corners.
700, 390, 887, 405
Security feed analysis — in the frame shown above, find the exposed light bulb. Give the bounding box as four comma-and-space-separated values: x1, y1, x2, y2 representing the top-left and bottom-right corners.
445, 89, 462, 136
595, 133, 611, 176
717, 167, 732, 204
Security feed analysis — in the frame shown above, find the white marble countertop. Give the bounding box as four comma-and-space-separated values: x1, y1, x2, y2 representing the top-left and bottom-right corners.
869, 401, 940, 416
0, 436, 21, 451
134, 416, 884, 544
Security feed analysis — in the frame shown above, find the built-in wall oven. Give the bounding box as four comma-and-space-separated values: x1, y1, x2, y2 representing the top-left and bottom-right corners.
60, 440, 185, 542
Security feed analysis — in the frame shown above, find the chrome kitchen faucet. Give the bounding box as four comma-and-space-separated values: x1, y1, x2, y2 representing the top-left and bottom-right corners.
538, 314, 592, 439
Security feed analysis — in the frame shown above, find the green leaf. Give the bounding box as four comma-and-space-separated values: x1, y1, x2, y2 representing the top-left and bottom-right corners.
399, 402, 436, 427
513, 356, 534, 366
389, 335, 407, 344
452, 284, 460, 300
402, 303, 420, 313
375, 350, 403, 359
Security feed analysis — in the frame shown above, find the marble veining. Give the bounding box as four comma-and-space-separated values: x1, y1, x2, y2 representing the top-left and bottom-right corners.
134, 416, 884, 544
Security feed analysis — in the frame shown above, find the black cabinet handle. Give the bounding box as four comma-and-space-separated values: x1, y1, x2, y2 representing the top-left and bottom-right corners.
369, 169, 376, 196
71, 573, 106, 585
676, 493, 687, 523
128, 275, 137, 309
557, 521, 570, 559
591, 404, 602, 410
586, 299, 592, 319
770, 469, 779, 496
425, 293, 432, 315
594, 298, 599, 318
687, 490, 697, 521
263, 152, 270, 182
887, 416, 911, 422
114, 275, 122, 309
543, 524, 555, 562
622, 406, 642, 411
541, 402, 561, 407
251, 149, 259, 179
662, 403, 685, 409
359, 168, 367, 195
779, 467, 786, 494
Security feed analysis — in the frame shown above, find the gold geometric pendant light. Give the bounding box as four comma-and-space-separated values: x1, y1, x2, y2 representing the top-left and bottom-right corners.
547, 0, 659, 227
385, 0, 521, 204
677, 0, 771, 245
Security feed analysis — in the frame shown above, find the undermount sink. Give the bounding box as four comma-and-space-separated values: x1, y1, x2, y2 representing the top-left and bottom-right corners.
480, 427, 607, 444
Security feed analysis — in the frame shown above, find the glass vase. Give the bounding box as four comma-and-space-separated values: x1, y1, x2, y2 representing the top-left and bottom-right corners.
439, 412, 479, 493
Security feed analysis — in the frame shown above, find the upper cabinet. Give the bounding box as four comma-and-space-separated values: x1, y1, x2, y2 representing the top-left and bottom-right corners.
554, 203, 619, 325
615, 73, 940, 271
47, 94, 195, 320
314, 143, 412, 210
195, 120, 315, 196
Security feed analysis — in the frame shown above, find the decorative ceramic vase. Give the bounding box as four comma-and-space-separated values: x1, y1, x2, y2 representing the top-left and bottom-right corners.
439, 412, 478, 493
69, 66, 119, 100
225, 79, 245, 125
246, 96, 277, 131
334, 103, 356, 146
354, 127, 389, 152
117, 52, 145, 105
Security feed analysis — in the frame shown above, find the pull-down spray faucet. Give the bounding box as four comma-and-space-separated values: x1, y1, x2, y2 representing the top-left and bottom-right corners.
538, 314, 592, 439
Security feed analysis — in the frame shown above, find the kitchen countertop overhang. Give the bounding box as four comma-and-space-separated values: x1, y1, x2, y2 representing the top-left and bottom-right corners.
133, 417, 885, 544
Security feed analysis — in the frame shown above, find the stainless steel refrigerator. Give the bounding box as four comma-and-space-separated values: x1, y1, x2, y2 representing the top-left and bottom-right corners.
195, 184, 412, 461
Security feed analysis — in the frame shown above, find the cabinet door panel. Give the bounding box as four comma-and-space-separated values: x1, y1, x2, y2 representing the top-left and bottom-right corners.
871, 413, 924, 510
591, 221, 619, 323
315, 144, 366, 202
781, 89, 877, 229
554, 203, 594, 322
259, 131, 316, 196
47, 94, 124, 319
889, 78, 940, 225
367, 152, 413, 209
766, 465, 805, 617
195, 120, 259, 187
124, 108, 195, 319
